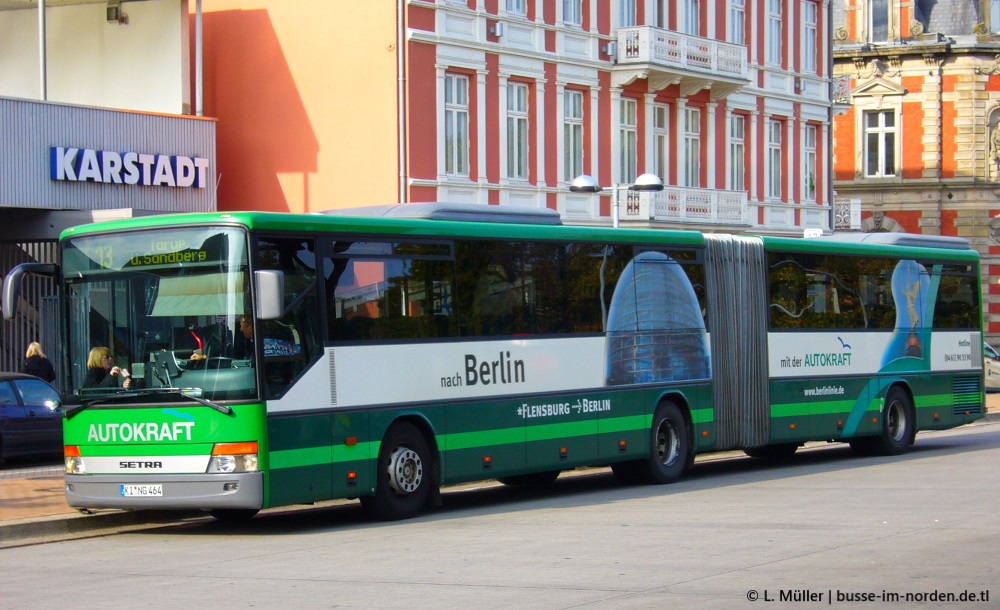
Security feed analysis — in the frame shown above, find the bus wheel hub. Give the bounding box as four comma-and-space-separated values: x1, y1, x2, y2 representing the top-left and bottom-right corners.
388, 447, 423, 495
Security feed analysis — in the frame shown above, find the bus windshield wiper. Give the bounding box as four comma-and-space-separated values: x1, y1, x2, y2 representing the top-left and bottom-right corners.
164, 390, 234, 415
64, 389, 233, 418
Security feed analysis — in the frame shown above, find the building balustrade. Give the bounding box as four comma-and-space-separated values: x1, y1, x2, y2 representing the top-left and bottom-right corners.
614, 27, 750, 97
616, 185, 750, 226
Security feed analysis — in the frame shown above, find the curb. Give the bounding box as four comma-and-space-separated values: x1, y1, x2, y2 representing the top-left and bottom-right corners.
0, 509, 204, 548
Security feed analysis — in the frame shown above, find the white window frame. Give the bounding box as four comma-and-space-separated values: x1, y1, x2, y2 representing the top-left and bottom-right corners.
563, 0, 583, 25
506, 0, 527, 16
652, 104, 670, 184
803, 1, 818, 73
767, 0, 783, 66
444, 73, 470, 177
619, 0, 637, 27
766, 119, 783, 200
729, 0, 746, 45
654, 0, 668, 28
620, 98, 638, 184
685, 0, 700, 35
728, 113, 745, 192
993, 0, 1000, 33
564, 90, 585, 182
507, 82, 530, 181
804, 124, 817, 201
869, 0, 889, 42
863, 110, 896, 178
684, 107, 701, 188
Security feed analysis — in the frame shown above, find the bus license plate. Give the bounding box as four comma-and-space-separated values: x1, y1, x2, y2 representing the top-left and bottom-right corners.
120, 484, 163, 497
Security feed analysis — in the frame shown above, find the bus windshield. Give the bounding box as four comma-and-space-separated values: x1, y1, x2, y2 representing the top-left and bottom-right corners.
61, 226, 256, 403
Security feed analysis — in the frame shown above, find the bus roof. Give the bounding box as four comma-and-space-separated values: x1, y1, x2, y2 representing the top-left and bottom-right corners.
60, 209, 705, 247
316, 202, 563, 225
60, 209, 980, 263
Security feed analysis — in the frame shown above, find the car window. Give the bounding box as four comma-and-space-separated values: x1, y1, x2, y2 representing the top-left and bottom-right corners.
12, 379, 60, 408
0, 382, 18, 406
986, 343, 999, 360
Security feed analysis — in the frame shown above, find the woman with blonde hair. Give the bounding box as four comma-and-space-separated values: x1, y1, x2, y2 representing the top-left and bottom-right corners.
21, 341, 56, 383
83, 346, 131, 389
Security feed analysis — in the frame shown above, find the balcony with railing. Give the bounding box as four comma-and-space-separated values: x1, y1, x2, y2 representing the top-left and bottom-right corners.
613, 27, 751, 99
616, 185, 751, 226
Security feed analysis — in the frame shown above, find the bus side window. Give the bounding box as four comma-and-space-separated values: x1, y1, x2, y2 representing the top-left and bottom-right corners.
769, 253, 865, 330
326, 241, 456, 342
933, 265, 980, 330
256, 237, 322, 399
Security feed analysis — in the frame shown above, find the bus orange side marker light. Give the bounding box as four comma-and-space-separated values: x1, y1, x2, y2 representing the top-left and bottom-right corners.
872, 418, 878, 424
702, 431, 708, 437
347, 471, 358, 487
559, 447, 568, 461
789, 424, 796, 429
345, 437, 358, 446
65, 445, 81, 457
618, 440, 627, 453
483, 456, 492, 470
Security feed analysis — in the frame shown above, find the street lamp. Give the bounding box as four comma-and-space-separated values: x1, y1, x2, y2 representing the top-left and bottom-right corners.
569, 173, 664, 228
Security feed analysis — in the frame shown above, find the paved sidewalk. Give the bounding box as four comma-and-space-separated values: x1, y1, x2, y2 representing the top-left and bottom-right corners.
2, 402, 998, 547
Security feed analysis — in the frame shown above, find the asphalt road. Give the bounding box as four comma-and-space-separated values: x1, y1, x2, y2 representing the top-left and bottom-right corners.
1, 423, 998, 609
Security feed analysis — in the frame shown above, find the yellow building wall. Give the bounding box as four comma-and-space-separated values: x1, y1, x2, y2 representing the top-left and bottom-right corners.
195, 1, 400, 212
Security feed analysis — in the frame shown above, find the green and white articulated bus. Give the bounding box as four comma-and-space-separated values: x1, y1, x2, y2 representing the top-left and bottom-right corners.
2, 204, 986, 521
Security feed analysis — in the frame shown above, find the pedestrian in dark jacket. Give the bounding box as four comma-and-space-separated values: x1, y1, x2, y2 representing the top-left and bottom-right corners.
21, 342, 56, 383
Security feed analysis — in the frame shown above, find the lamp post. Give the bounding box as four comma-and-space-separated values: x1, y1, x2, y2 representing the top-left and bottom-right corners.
569, 173, 664, 228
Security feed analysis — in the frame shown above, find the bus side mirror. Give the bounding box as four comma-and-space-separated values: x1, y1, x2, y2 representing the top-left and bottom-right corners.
2, 263, 57, 320
255, 270, 284, 320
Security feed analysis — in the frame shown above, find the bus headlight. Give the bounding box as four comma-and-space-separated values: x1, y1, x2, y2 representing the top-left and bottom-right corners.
206, 442, 259, 474
65, 445, 85, 474
65, 456, 85, 475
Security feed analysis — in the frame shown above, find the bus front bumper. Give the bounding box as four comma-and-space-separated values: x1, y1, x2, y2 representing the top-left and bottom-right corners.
65, 472, 263, 510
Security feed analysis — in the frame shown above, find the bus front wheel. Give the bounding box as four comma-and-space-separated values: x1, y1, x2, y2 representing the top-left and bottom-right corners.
363, 421, 433, 520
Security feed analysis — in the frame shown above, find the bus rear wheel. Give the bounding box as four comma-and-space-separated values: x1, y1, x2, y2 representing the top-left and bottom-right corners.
363, 421, 433, 521
850, 386, 914, 456
638, 401, 690, 484
876, 387, 914, 455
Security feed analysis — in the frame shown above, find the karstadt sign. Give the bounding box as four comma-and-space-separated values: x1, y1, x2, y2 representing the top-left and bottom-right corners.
51, 146, 210, 188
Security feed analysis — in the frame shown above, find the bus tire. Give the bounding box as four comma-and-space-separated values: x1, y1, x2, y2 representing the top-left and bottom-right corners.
210, 508, 259, 522
364, 421, 433, 521
744, 443, 799, 460
497, 470, 560, 486
874, 386, 915, 456
639, 401, 690, 484
849, 387, 915, 457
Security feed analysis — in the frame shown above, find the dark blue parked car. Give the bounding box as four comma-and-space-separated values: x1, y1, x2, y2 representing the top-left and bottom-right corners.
0, 372, 62, 462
